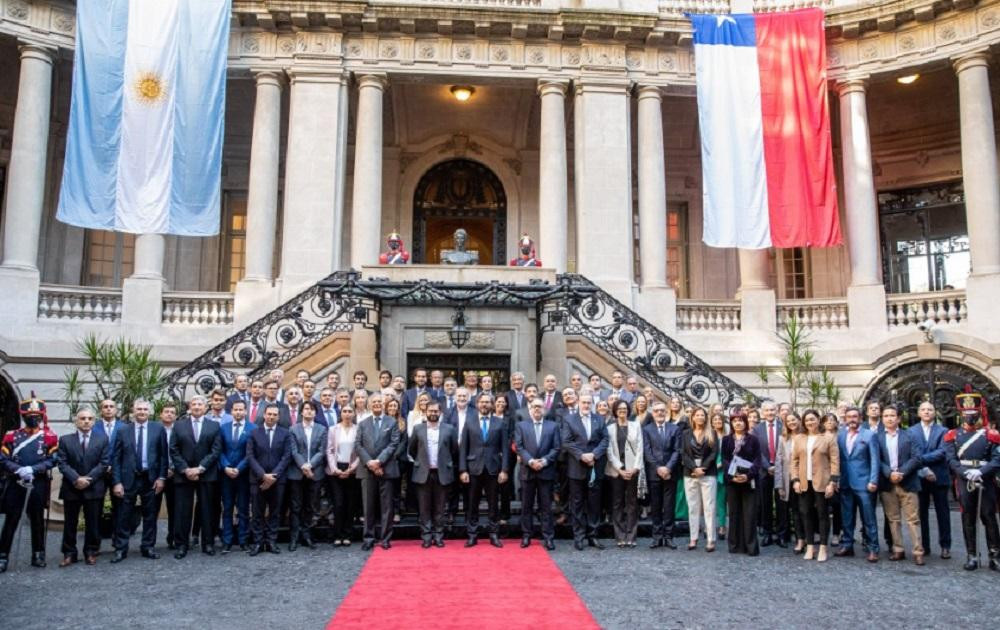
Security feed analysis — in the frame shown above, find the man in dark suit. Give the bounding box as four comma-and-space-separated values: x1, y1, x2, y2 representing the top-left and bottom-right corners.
287, 400, 328, 550
255, 380, 291, 427
169, 395, 222, 559
908, 401, 951, 559
877, 406, 925, 565
505, 372, 527, 414
224, 374, 251, 413
410, 401, 459, 548
643, 401, 682, 549
459, 393, 509, 548
354, 394, 401, 550
111, 399, 168, 562
515, 399, 561, 550
402, 367, 436, 418
752, 401, 786, 547
540, 374, 564, 420
159, 403, 179, 549
93, 399, 123, 542
57, 408, 109, 567
588, 373, 611, 405
515, 384, 540, 424
561, 394, 609, 550
219, 400, 253, 553
247, 404, 292, 555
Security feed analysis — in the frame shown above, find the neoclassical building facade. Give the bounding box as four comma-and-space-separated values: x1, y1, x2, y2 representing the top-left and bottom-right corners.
0, 0, 999, 428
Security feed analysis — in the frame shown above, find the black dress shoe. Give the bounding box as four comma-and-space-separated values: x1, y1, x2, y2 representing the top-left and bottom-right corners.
465, 536, 478, 548
433, 538, 445, 548
544, 539, 556, 551
775, 538, 788, 549
489, 535, 503, 548
380, 540, 391, 550
990, 557, 1000, 571
573, 540, 585, 551
201, 547, 215, 556
760, 536, 774, 547
520, 537, 531, 548
361, 541, 375, 551
288, 542, 298, 552
663, 539, 677, 550
650, 538, 664, 549
248, 545, 261, 556
141, 549, 160, 560
587, 537, 605, 550
221, 545, 232, 555
0, 555, 7, 573
239, 544, 248, 552
31, 552, 46, 568
267, 544, 281, 555
174, 547, 188, 560
941, 548, 951, 559
964, 556, 979, 571
166, 540, 176, 550
110, 550, 127, 564
422, 540, 432, 549
302, 537, 315, 549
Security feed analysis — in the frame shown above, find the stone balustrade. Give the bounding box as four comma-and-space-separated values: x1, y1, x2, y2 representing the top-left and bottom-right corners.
162, 292, 235, 326
37, 284, 123, 322
777, 298, 849, 331
677, 300, 742, 331
659, 0, 731, 14
886, 290, 967, 328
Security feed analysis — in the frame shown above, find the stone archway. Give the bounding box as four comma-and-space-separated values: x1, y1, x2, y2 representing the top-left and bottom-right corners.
864, 360, 1000, 428
0, 371, 19, 435
412, 159, 507, 265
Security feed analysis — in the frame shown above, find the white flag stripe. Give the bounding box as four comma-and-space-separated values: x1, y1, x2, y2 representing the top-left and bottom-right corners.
114, 0, 179, 233
694, 43, 772, 249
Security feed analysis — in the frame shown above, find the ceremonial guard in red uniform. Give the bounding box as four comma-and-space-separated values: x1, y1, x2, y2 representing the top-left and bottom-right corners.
944, 387, 1000, 570
509, 234, 542, 267
378, 232, 410, 265
0, 392, 59, 572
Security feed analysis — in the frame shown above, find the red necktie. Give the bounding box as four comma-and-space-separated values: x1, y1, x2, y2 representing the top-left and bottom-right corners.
290, 409, 298, 426
768, 423, 776, 462
251, 402, 259, 420
545, 393, 553, 410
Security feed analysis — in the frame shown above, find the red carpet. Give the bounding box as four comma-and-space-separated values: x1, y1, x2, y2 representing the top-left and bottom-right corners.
328, 541, 599, 629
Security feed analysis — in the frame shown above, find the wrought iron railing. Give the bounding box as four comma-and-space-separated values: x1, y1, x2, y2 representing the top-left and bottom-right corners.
166, 271, 755, 407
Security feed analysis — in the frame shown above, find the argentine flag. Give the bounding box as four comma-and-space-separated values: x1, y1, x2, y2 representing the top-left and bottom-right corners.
689, 9, 842, 250
57, 0, 230, 236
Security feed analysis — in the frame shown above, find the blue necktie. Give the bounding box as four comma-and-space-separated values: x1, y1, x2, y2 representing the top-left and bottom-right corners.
481, 417, 489, 442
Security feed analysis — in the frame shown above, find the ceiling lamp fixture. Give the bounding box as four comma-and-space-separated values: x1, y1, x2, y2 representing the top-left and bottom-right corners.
450, 85, 475, 102
896, 74, 920, 85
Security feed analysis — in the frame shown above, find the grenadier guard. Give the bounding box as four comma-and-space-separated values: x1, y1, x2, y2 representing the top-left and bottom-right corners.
0, 392, 59, 572
944, 387, 1000, 571
509, 234, 542, 267
378, 232, 410, 265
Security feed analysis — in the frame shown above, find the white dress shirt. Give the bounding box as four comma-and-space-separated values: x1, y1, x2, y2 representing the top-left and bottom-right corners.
885, 430, 899, 471
806, 435, 817, 481
426, 424, 440, 469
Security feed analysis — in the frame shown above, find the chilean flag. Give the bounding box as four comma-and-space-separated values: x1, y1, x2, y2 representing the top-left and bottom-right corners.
690, 9, 842, 249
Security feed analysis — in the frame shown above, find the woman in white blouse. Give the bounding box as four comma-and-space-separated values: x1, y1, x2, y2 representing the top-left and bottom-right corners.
606, 400, 644, 548
326, 405, 359, 546
406, 392, 431, 438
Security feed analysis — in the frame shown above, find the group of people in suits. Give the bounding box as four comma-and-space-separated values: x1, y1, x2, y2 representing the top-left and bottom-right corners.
3, 368, 998, 575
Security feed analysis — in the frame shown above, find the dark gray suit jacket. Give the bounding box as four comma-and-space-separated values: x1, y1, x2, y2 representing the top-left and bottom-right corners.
58, 432, 109, 501
354, 415, 401, 479
408, 422, 459, 485
287, 422, 329, 481
459, 414, 510, 477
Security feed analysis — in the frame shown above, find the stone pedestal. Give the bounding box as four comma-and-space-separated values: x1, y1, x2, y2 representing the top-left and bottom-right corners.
637, 286, 677, 336
234, 278, 281, 329
740, 288, 776, 335
965, 273, 1000, 338
0, 267, 40, 325
846, 283, 887, 337
122, 277, 164, 341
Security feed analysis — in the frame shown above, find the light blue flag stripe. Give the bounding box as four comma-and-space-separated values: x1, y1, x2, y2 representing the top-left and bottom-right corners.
56, 0, 128, 232
169, 0, 229, 236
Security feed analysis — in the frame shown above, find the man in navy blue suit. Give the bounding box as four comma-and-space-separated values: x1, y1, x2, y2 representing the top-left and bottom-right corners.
908, 401, 951, 559
224, 374, 251, 413
458, 393, 510, 548
515, 399, 560, 550
835, 406, 881, 562
643, 401, 681, 550
219, 400, 254, 553
93, 399, 123, 541
562, 393, 609, 550
111, 399, 168, 562
877, 405, 925, 565
402, 367, 440, 418
247, 404, 292, 555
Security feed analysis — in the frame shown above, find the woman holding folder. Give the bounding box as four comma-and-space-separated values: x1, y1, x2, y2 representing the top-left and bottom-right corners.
721, 412, 761, 555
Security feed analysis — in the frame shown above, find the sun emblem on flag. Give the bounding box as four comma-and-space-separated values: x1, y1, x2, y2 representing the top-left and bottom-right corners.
134, 71, 167, 105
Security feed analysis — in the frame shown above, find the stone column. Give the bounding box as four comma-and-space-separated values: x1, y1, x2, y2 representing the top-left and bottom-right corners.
573, 77, 634, 302
955, 51, 1000, 335
837, 78, 888, 333
1, 43, 55, 273
350, 74, 387, 270
635, 85, 676, 332
537, 79, 569, 273
244, 70, 284, 283
278, 68, 349, 301
737, 249, 775, 334
123, 234, 165, 338
131, 234, 165, 279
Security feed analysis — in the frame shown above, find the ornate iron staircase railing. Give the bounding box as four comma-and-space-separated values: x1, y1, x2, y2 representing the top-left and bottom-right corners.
166, 270, 754, 407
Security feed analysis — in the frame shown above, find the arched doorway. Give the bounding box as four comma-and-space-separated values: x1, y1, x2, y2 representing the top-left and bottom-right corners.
412, 159, 507, 265
865, 360, 1000, 428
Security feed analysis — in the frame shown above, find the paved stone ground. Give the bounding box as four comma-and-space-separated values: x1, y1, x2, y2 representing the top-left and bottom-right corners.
0, 511, 997, 630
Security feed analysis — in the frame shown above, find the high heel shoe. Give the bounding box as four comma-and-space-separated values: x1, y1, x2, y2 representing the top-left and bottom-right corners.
803, 545, 815, 560
794, 540, 805, 554
817, 545, 828, 563
688, 541, 697, 550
